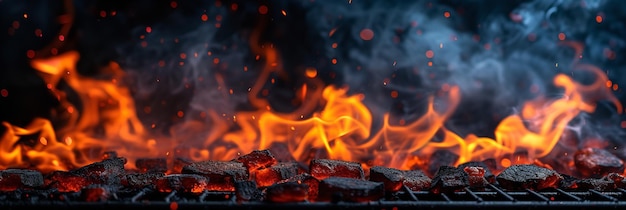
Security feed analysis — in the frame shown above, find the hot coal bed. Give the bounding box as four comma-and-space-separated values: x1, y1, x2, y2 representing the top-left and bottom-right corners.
3, 149, 626, 210
2, 0, 626, 210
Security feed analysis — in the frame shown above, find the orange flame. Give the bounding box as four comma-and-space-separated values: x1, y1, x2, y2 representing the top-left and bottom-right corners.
0, 44, 622, 173
0, 52, 157, 171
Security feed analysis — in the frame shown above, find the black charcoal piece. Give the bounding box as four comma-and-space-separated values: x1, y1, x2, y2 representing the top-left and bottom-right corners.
496, 164, 563, 191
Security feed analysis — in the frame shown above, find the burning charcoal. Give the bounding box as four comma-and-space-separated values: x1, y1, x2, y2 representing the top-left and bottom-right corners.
235, 181, 262, 202
607, 173, 626, 188
265, 181, 309, 203
72, 157, 126, 185
268, 142, 296, 162
121, 172, 165, 189
172, 158, 193, 174
253, 162, 299, 187
317, 177, 384, 202
575, 178, 616, 191
496, 164, 563, 191
403, 170, 431, 191
235, 150, 277, 171
156, 174, 208, 193
81, 185, 113, 202
46, 171, 89, 192
427, 150, 459, 177
0, 169, 44, 191
280, 173, 319, 201
135, 158, 167, 173
574, 148, 624, 178
458, 161, 495, 183
559, 174, 581, 189
182, 160, 248, 191
430, 166, 469, 194
463, 166, 489, 188
309, 159, 364, 180
369, 166, 404, 192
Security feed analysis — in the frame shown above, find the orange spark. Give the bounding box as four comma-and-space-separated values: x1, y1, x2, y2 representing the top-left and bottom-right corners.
359, 29, 374, 41
425, 50, 434, 58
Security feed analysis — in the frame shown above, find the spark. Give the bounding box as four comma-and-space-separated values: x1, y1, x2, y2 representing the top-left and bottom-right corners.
329, 28, 337, 37
39, 137, 48, 145
305, 67, 318, 78
558, 33, 566, 41
390, 90, 399, 98
501, 158, 511, 167
26, 50, 35, 58
425, 50, 434, 58
359, 28, 374, 40
64, 137, 72, 145
259, 5, 268, 14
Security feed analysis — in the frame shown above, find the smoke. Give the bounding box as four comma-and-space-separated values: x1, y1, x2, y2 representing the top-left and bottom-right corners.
299, 0, 625, 141
76, 0, 626, 149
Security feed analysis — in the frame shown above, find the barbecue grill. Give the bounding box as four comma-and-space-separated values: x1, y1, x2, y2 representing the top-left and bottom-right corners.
2, 1, 626, 210
2, 184, 626, 210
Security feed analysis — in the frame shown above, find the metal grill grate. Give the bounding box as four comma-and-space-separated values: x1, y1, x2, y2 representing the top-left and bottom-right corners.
2, 184, 626, 210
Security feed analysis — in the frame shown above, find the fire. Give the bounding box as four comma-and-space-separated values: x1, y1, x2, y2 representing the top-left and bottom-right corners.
0, 52, 157, 171
0, 44, 622, 173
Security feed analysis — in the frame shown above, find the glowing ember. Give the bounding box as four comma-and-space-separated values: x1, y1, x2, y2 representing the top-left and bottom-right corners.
259, 5, 269, 15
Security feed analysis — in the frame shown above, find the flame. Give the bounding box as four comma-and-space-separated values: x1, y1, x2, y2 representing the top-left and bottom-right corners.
0, 43, 622, 173
0, 52, 156, 171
